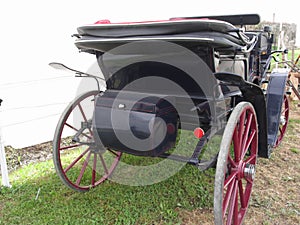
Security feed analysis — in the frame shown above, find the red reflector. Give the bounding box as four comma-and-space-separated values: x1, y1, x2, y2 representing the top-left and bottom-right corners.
167, 123, 176, 134
193, 127, 204, 139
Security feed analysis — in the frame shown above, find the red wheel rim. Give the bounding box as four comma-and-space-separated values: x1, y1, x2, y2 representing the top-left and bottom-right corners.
274, 95, 289, 148
53, 91, 122, 191
216, 103, 258, 225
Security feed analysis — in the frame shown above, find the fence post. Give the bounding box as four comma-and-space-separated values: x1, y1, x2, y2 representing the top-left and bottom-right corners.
291, 46, 295, 63
0, 99, 11, 187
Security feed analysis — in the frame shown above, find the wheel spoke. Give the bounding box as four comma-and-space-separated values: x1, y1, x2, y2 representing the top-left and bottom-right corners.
224, 171, 238, 189
64, 147, 90, 173
238, 111, 246, 153
283, 96, 288, 107
226, 180, 238, 225
278, 127, 283, 135
91, 153, 97, 186
223, 177, 236, 218
275, 139, 279, 147
108, 149, 119, 157
274, 95, 289, 148
99, 154, 109, 175
238, 180, 246, 208
78, 103, 88, 123
275, 127, 283, 146
244, 154, 257, 165
76, 151, 92, 185
65, 122, 79, 132
78, 103, 94, 136
59, 143, 81, 151
244, 176, 253, 185
241, 129, 256, 160
233, 127, 240, 162
228, 155, 236, 167
233, 187, 239, 225
65, 122, 92, 140
282, 107, 288, 114
241, 113, 253, 155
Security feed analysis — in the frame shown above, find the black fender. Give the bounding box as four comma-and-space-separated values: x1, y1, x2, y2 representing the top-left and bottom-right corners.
215, 72, 269, 158
240, 83, 269, 158
266, 70, 289, 147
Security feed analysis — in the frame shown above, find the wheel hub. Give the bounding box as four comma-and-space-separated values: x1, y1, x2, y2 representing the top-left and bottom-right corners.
243, 164, 255, 180
280, 115, 286, 126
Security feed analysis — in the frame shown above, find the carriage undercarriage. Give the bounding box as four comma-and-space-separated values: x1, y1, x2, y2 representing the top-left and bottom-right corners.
50, 14, 293, 225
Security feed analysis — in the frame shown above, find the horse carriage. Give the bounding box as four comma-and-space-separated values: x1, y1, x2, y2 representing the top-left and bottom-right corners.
50, 14, 291, 224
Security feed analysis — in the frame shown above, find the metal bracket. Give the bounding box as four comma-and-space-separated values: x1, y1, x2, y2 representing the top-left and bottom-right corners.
72, 120, 94, 145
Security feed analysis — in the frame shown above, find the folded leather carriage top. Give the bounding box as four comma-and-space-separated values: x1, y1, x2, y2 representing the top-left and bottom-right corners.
76, 14, 260, 38
73, 15, 259, 53
93, 90, 178, 156
76, 18, 237, 38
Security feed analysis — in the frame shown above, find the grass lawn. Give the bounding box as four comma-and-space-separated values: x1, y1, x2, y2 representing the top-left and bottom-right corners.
0, 144, 216, 225
269, 48, 300, 70
1, 108, 299, 225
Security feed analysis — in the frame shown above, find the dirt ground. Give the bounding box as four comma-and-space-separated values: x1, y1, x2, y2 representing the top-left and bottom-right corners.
4, 141, 53, 173
178, 101, 300, 225
245, 102, 300, 225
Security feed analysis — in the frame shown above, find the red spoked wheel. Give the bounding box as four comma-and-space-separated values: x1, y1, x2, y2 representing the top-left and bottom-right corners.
274, 94, 289, 148
53, 91, 122, 192
214, 102, 258, 225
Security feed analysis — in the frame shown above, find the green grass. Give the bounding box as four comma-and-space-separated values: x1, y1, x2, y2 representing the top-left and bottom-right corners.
289, 49, 300, 61
290, 147, 299, 154
0, 148, 215, 225
269, 48, 300, 71
289, 118, 300, 125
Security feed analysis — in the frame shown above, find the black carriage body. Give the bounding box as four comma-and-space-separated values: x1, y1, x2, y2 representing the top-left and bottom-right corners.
92, 55, 216, 156
94, 90, 178, 156
74, 14, 274, 158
